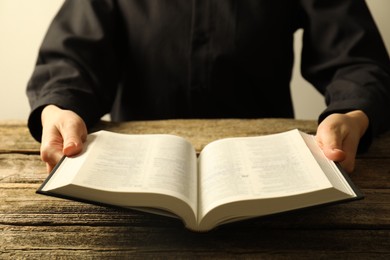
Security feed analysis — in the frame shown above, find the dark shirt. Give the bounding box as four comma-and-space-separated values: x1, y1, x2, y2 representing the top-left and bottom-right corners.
27, 0, 390, 142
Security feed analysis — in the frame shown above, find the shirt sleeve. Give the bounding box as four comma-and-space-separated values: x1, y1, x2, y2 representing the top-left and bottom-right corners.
26, 0, 123, 141
299, 0, 390, 144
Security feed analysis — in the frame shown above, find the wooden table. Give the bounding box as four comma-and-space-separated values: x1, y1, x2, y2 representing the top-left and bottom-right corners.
1, 119, 390, 259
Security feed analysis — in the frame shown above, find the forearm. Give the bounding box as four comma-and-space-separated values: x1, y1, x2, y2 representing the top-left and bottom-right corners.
299, 0, 390, 138
26, 0, 122, 141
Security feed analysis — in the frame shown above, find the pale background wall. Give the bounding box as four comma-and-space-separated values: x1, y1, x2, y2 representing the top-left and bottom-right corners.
0, 0, 389, 120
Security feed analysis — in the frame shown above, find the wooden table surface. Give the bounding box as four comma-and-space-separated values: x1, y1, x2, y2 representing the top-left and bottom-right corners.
1, 119, 390, 259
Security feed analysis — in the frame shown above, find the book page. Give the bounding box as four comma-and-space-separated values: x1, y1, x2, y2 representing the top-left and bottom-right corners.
65, 131, 197, 211
198, 129, 332, 218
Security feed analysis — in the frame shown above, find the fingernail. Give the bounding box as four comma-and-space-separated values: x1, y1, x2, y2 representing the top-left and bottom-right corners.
65, 142, 76, 149
63, 142, 77, 154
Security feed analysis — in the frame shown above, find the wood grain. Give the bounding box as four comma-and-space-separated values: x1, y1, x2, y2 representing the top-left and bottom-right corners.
1, 119, 389, 259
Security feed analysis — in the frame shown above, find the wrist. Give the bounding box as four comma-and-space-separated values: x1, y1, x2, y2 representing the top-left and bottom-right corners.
41, 105, 62, 125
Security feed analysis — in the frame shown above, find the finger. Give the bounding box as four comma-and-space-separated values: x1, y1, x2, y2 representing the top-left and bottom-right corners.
317, 134, 355, 173
323, 147, 346, 163
338, 157, 355, 174
46, 162, 56, 173
316, 128, 346, 162
337, 135, 360, 173
60, 119, 88, 157
40, 137, 64, 173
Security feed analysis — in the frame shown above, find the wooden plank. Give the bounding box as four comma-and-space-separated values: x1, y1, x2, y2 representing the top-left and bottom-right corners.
1, 184, 390, 228
353, 158, 390, 188
0, 120, 389, 259
0, 154, 46, 184
0, 120, 40, 153
1, 119, 318, 153
66, 119, 390, 158
2, 251, 388, 260
100, 119, 292, 158
1, 119, 389, 157
1, 155, 390, 229
93, 118, 319, 136
1, 226, 390, 258
2, 154, 390, 189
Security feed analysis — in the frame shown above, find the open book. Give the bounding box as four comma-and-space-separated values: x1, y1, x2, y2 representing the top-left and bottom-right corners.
37, 129, 363, 232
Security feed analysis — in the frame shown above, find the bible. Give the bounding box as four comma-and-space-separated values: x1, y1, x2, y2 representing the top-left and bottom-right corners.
37, 129, 363, 232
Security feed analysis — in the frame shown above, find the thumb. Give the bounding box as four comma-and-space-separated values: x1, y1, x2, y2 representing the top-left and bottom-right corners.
61, 123, 87, 157
315, 130, 346, 163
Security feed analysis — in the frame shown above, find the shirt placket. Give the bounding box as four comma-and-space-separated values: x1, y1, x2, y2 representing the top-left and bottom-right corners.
188, 0, 213, 116
187, 0, 236, 116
